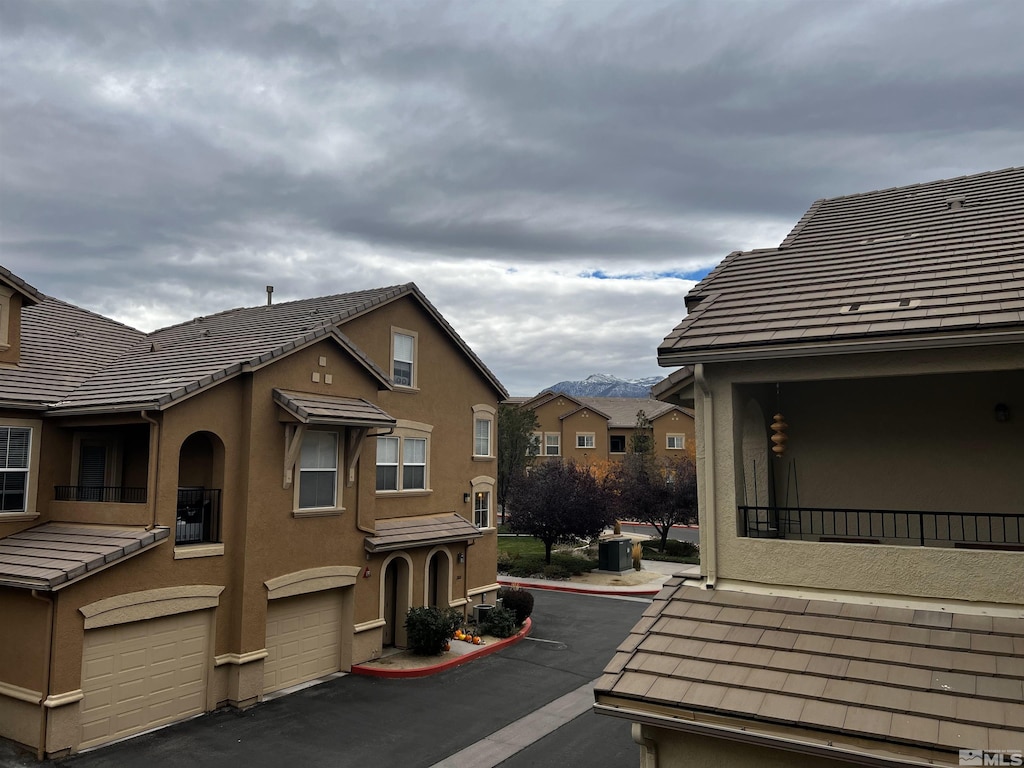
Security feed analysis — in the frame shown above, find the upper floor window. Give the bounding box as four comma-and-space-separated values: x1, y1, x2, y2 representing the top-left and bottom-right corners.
544, 433, 560, 456
0, 426, 30, 512
576, 433, 595, 449
377, 426, 431, 492
474, 418, 491, 457
610, 435, 626, 453
474, 490, 490, 528
299, 431, 338, 509
392, 330, 417, 388
667, 434, 686, 450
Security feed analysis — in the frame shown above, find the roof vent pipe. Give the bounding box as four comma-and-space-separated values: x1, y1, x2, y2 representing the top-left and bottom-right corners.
946, 195, 966, 211
266, 285, 274, 306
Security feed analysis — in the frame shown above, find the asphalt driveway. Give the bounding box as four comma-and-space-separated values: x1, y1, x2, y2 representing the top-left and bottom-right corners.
1, 591, 648, 768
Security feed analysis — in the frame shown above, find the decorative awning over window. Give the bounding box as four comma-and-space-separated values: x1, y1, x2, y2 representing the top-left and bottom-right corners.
364, 513, 482, 553
0, 523, 169, 590
273, 389, 396, 428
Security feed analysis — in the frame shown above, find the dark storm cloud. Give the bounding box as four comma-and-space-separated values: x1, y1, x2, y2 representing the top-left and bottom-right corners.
2, 0, 1023, 393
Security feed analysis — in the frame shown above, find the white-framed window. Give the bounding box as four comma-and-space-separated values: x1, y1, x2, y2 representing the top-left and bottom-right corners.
609, 435, 626, 453
667, 434, 686, 450
298, 431, 339, 509
0, 426, 31, 512
527, 432, 542, 456
544, 433, 560, 456
377, 422, 432, 492
391, 329, 417, 388
576, 433, 595, 449
472, 404, 495, 458
471, 475, 495, 529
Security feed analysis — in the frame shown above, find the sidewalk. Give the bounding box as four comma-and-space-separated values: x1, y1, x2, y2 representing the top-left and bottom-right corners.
351, 559, 701, 678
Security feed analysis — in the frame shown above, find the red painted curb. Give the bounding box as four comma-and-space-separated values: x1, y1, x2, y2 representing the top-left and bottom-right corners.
350, 617, 533, 679
496, 577, 662, 597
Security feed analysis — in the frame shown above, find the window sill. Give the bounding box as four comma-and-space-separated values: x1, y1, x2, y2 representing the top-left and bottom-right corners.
472, 455, 495, 462
375, 489, 432, 498
293, 506, 345, 518
392, 385, 420, 393
174, 543, 224, 559
0, 512, 39, 523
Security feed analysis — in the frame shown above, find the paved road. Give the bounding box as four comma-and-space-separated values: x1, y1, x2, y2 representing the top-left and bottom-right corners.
11, 591, 648, 768
619, 522, 699, 544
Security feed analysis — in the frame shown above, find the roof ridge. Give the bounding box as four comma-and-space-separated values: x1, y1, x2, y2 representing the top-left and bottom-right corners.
812, 165, 1024, 206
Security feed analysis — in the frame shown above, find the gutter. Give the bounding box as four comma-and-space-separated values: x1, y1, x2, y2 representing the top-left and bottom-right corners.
694, 364, 717, 588
141, 411, 160, 530
29, 590, 55, 761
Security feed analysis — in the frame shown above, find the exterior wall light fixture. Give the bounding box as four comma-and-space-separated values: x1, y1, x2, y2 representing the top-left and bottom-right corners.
457, 553, 465, 564
463, 492, 471, 503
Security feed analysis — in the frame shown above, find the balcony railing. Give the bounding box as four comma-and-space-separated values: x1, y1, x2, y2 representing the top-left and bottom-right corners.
176, 488, 222, 545
739, 506, 1024, 549
54, 485, 148, 503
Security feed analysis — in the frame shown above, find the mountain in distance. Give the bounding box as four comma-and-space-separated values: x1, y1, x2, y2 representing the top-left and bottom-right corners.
543, 373, 663, 398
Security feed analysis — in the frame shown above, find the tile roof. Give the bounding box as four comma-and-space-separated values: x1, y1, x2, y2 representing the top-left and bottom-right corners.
572, 397, 690, 428
364, 513, 482, 553
0, 264, 44, 305
595, 581, 1024, 762
1, 296, 145, 408
0, 523, 170, 590
273, 389, 396, 428
659, 167, 1024, 364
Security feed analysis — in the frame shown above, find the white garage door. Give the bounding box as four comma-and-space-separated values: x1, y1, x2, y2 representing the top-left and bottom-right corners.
80, 611, 210, 749
263, 591, 342, 694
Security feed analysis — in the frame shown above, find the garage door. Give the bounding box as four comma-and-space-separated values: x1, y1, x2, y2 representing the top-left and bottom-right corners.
263, 591, 342, 694
80, 611, 210, 749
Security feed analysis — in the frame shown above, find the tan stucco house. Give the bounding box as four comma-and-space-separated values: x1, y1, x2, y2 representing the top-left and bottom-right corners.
515, 391, 694, 465
594, 167, 1024, 766
0, 267, 507, 758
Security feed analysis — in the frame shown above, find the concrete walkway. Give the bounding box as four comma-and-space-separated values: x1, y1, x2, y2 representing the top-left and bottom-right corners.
499, 559, 699, 596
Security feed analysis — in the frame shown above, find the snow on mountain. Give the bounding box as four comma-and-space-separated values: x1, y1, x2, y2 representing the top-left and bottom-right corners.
543, 373, 663, 398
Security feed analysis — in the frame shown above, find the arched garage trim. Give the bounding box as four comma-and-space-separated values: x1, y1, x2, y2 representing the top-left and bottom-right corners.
264, 566, 361, 600
80, 585, 225, 629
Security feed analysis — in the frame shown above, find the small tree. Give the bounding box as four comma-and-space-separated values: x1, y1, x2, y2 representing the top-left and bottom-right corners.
497, 404, 540, 521
629, 409, 654, 456
507, 459, 613, 563
611, 452, 698, 552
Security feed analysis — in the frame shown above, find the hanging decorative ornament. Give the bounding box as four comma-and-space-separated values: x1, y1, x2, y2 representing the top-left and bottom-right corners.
771, 413, 788, 456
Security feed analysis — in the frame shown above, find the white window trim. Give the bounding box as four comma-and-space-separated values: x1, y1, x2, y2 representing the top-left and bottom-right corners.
390, 327, 419, 390
293, 429, 344, 516
472, 404, 496, 460
666, 434, 686, 450
0, 419, 41, 519
576, 432, 595, 449
470, 475, 495, 530
376, 420, 433, 495
544, 433, 561, 457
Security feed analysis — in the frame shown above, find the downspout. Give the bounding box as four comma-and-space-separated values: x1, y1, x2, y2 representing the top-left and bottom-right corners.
694, 364, 717, 588
30, 590, 55, 761
141, 411, 160, 530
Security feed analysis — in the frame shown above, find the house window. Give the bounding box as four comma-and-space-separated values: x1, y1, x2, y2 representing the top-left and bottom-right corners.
576, 433, 595, 449
474, 419, 491, 456
610, 435, 626, 453
527, 432, 541, 456
474, 490, 490, 528
377, 427, 431, 492
298, 431, 338, 508
667, 434, 686, 450
392, 330, 416, 387
544, 434, 560, 456
0, 426, 30, 512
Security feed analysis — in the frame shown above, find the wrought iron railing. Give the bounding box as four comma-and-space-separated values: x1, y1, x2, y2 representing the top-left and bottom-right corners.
739, 506, 1023, 549
175, 488, 222, 545
54, 485, 148, 503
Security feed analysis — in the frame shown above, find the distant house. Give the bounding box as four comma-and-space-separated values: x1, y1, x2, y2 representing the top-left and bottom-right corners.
512, 391, 694, 463
0, 267, 506, 758
595, 167, 1024, 766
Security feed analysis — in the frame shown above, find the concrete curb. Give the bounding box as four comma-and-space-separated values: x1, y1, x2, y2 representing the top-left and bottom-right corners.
350, 618, 533, 679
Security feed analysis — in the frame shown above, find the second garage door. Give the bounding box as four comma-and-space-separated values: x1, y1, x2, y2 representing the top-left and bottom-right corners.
263, 590, 342, 694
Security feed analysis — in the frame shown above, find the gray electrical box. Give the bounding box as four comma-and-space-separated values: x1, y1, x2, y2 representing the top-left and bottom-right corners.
598, 538, 632, 571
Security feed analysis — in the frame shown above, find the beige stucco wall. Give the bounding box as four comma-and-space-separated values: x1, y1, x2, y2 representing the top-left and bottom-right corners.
561, 408, 609, 463
651, 409, 695, 458
696, 343, 1024, 605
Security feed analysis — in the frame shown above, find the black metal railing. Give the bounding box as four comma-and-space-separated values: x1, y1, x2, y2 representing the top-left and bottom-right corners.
175, 488, 222, 545
54, 485, 148, 503
739, 506, 1024, 549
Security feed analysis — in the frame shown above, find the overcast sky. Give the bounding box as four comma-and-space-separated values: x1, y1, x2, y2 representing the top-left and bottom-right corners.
2, 1, 1023, 395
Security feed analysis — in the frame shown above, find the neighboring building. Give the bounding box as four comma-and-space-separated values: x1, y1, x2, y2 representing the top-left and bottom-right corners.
514, 391, 694, 464
595, 167, 1024, 766
0, 267, 506, 758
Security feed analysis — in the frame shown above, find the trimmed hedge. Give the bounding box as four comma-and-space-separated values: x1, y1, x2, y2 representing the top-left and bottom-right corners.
405, 606, 463, 656
482, 606, 517, 638
497, 587, 534, 625
497, 552, 597, 579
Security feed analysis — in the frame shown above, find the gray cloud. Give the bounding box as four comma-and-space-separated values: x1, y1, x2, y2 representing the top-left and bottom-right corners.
2, 0, 1023, 394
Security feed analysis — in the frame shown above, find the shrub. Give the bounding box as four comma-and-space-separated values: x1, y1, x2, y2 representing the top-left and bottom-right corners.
405, 606, 463, 656
496, 550, 514, 571
497, 587, 534, 625
542, 563, 571, 580
499, 552, 597, 578
483, 606, 517, 638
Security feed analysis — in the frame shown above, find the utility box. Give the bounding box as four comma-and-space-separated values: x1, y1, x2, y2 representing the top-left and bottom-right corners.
474, 604, 493, 625
598, 538, 632, 572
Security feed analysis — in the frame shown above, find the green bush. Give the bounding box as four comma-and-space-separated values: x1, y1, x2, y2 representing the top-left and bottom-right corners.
483, 606, 517, 638
405, 606, 463, 656
542, 563, 571, 580
497, 587, 534, 625
641, 539, 700, 563
498, 552, 597, 578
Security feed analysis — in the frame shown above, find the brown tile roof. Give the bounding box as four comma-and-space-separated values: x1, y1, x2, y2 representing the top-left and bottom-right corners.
1, 296, 145, 409
595, 582, 1024, 761
0, 264, 45, 305
364, 513, 482, 553
273, 389, 396, 428
0, 523, 170, 590
572, 397, 692, 427
659, 167, 1024, 364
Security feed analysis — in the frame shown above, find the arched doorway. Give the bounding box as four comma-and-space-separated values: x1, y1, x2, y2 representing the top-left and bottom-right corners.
176, 431, 225, 545
426, 550, 451, 609
382, 556, 411, 648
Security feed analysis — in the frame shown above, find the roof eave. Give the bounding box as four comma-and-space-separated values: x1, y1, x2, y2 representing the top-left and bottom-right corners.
364, 530, 482, 554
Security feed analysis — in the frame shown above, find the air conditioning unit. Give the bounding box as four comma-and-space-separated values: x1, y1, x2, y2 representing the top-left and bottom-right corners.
474, 604, 493, 625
